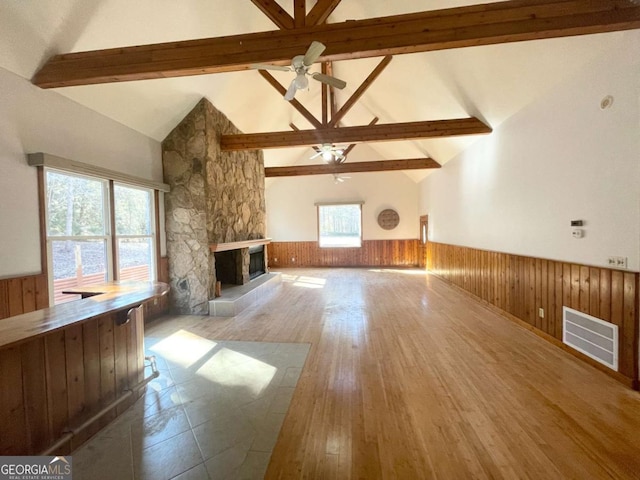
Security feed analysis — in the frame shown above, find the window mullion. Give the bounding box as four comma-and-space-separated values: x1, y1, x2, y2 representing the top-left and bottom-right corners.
107, 180, 117, 281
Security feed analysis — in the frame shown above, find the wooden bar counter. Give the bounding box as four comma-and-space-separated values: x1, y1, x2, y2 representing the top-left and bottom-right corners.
0, 282, 169, 455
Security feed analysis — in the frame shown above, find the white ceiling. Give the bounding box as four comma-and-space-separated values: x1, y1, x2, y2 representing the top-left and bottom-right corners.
0, 0, 629, 182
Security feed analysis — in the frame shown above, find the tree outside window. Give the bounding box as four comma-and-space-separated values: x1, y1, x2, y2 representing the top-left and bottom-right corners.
317, 203, 362, 248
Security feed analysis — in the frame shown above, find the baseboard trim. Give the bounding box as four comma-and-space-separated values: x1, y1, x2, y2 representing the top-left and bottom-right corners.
428, 271, 637, 390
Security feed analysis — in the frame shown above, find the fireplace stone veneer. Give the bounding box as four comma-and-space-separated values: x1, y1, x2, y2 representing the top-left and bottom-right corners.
162, 98, 266, 314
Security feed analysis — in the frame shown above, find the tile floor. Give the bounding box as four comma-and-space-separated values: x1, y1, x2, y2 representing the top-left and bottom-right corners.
72, 329, 310, 480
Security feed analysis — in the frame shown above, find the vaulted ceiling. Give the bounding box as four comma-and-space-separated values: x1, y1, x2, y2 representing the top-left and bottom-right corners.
1, 0, 637, 182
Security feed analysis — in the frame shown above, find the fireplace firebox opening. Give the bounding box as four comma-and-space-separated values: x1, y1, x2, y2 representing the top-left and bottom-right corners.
249, 245, 266, 280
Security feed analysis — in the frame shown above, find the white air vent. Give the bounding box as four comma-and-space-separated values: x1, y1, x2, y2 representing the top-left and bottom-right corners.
563, 307, 618, 371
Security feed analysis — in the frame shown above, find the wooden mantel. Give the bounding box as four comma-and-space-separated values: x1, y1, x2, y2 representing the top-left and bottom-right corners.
210, 238, 272, 253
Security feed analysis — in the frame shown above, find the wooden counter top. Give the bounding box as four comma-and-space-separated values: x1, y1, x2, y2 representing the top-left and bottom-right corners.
0, 281, 169, 349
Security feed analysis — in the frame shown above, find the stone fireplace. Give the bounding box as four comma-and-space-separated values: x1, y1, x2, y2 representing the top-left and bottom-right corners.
162, 98, 267, 314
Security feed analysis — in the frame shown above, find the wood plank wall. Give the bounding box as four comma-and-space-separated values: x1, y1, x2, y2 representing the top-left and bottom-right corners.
0, 258, 170, 322
0, 306, 145, 455
426, 242, 639, 386
144, 256, 170, 320
0, 274, 48, 320
268, 240, 419, 268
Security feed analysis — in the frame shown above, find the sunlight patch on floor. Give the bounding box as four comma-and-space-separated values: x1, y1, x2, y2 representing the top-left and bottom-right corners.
195, 347, 277, 397
150, 330, 218, 368
282, 274, 327, 289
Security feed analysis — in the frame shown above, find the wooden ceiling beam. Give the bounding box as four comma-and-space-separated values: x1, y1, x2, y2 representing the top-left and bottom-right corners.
321, 62, 328, 125
342, 117, 379, 157
250, 0, 295, 30
258, 70, 322, 129
32, 1, 640, 88
221, 117, 491, 151
294, 0, 306, 28
290, 123, 322, 154
325, 62, 338, 123
329, 56, 392, 128
306, 0, 342, 27
265, 158, 440, 177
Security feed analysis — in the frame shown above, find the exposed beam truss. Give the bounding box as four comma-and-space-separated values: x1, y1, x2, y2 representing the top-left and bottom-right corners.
221, 117, 492, 151
258, 70, 323, 129
250, 0, 295, 30
328, 56, 392, 127
265, 158, 440, 177
32, 1, 640, 88
306, 0, 342, 27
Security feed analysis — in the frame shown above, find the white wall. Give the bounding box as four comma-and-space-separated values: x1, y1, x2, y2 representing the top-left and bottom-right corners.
266, 170, 419, 242
0, 67, 161, 278
419, 31, 640, 271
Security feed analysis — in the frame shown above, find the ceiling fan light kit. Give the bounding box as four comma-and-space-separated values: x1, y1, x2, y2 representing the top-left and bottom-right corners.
251, 41, 347, 101
310, 143, 347, 163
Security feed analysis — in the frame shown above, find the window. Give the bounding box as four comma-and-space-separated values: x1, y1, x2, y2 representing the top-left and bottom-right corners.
114, 184, 155, 281
317, 203, 362, 248
45, 169, 156, 304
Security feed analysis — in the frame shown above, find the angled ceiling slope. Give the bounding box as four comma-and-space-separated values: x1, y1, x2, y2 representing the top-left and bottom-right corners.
31, 1, 640, 88
12, 0, 640, 181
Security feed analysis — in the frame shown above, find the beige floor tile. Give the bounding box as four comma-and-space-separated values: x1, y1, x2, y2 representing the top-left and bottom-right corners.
73, 337, 308, 480
171, 463, 210, 480
279, 367, 302, 387
130, 406, 191, 452
73, 434, 134, 480
183, 396, 236, 429
237, 451, 271, 480
238, 393, 276, 429
133, 430, 203, 480
250, 412, 285, 453
139, 385, 184, 418
268, 387, 295, 414
192, 413, 256, 461
204, 439, 253, 480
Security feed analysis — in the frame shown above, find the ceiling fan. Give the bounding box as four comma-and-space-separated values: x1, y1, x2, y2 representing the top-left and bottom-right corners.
251, 41, 347, 101
310, 143, 347, 163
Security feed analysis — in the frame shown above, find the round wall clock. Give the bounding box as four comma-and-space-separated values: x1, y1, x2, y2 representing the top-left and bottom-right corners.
377, 209, 400, 230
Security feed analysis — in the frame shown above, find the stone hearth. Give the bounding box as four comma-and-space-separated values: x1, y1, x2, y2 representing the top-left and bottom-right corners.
162, 98, 267, 314
209, 272, 281, 317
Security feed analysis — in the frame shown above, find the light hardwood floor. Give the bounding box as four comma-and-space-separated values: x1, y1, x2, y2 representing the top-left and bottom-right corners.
150, 268, 640, 479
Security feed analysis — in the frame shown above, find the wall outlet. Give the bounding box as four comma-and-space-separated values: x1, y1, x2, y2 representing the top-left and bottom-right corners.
607, 256, 627, 269
538, 308, 544, 318
291, 257, 296, 263
273, 257, 278, 263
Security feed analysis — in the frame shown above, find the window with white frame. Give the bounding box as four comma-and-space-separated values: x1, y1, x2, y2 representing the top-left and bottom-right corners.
317, 203, 363, 248
45, 169, 156, 304
114, 184, 155, 282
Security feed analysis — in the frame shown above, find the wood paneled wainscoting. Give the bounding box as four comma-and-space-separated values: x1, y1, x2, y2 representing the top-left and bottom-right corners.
0, 258, 170, 322
0, 274, 49, 320
268, 239, 419, 268
0, 306, 146, 455
426, 242, 639, 388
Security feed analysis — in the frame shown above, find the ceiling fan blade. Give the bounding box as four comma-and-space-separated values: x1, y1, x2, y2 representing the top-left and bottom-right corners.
250, 63, 291, 72
284, 79, 297, 101
303, 41, 326, 66
311, 73, 346, 89
310, 150, 323, 159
